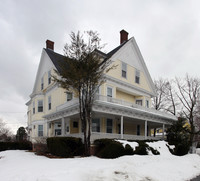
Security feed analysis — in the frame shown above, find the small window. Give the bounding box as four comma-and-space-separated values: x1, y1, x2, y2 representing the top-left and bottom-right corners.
122, 62, 127, 78
38, 125, 43, 137
41, 77, 44, 90
135, 70, 140, 84
92, 118, 100, 132
48, 96, 51, 110
38, 100, 43, 112
67, 92, 73, 101
146, 100, 149, 108
73, 121, 78, 128
136, 100, 142, 106
137, 125, 140, 135
48, 70, 51, 84
33, 101, 35, 114
106, 119, 113, 133
107, 87, 112, 97
33, 125, 35, 129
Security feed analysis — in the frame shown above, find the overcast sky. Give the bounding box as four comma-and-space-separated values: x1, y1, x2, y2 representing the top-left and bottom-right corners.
1, 0, 200, 133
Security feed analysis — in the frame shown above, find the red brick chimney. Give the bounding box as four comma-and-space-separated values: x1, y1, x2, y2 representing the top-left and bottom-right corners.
120, 30, 129, 44
46, 40, 54, 51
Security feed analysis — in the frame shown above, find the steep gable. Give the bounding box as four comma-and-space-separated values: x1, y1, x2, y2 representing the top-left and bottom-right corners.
107, 37, 156, 97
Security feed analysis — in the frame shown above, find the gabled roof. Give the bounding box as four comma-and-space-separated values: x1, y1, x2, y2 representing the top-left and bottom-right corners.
44, 48, 66, 73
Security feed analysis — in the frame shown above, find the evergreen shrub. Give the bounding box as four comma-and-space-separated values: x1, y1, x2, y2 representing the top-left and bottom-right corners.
46, 137, 84, 157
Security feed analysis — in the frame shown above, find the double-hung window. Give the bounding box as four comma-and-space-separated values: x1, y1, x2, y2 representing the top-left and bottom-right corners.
38, 100, 43, 112
48, 96, 51, 110
33, 101, 35, 114
38, 125, 43, 137
107, 87, 112, 97
67, 92, 73, 101
41, 77, 44, 90
92, 118, 100, 132
135, 69, 140, 84
48, 70, 51, 84
122, 62, 127, 78
106, 119, 113, 133
146, 100, 149, 108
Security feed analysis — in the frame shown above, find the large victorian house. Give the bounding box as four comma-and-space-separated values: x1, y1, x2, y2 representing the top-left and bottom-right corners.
26, 30, 177, 142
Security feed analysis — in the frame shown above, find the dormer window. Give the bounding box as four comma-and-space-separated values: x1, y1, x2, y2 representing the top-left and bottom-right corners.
48, 70, 51, 84
135, 70, 140, 84
122, 62, 127, 78
41, 77, 44, 90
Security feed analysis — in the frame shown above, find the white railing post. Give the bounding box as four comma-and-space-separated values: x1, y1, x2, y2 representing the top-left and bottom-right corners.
61, 118, 65, 136
162, 124, 165, 139
121, 115, 124, 139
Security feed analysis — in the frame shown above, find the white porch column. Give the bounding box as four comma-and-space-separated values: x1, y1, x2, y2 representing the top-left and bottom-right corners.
61, 118, 65, 136
162, 124, 165, 139
145, 120, 147, 140
121, 115, 124, 139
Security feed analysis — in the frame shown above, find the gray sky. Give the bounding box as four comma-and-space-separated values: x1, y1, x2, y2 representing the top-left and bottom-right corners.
1, 0, 200, 133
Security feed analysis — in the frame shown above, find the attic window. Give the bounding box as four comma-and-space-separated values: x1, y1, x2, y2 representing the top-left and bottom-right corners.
67, 92, 73, 101
41, 77, 44, 90
48, 70, 51, 84
122, 62, 127, 78
135, 70, 140, 84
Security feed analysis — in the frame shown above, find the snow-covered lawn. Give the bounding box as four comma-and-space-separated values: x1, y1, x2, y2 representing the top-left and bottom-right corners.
0, 141, 200, 181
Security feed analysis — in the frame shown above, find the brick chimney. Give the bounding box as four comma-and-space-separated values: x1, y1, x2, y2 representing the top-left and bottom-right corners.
120, 30, 129, 44
46, 40, 54, 51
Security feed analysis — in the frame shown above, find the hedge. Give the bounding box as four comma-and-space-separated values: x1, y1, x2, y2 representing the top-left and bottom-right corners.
0, 141, 32, 151
46, 137, 84, 157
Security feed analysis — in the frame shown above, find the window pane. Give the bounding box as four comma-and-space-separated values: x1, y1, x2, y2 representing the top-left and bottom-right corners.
38, 100, 43, 112
41, 77, 44, 90
92, 118, 100, 132
135, 70, 140, 84
107, 87, 112, 97
38, 125, 43, 137
67, 92, 73, 101
106, 119, 113, 133
122, 63, 127, 78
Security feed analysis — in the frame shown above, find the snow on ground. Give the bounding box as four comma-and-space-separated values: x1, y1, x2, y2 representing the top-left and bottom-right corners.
116, 140, 138, 150
0, 141, 200, 181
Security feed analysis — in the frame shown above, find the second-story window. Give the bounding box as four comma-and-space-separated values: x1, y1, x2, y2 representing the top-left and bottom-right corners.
48, 70, 51, 84
48, 96, 51, 110
122, 62, 127, 78
67, 92, 73, 101
38, 125, 43, 137
136, 100, 142, 106
38, 100, 43, 112
135, 69, 140, 84
107, 87, 112, 97
146, 100, 149, 108
33, 101, 35, 114
41, 77, 44, 90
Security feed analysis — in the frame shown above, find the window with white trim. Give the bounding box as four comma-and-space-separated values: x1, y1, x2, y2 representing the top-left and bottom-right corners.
135, 69, 140, 84
106, 119, 113, 133
38, 125, 43, 137
107, 87, 112, 97
33, 101, 35, 114
92, 118, 100, 132
38, 100, 43, 112
41, 77, 44, 90
48, 70, 51, 84
146, 100, 149, 108
122, 62, 127, 78
66, 92, 73, 101
48, 96, 51, 110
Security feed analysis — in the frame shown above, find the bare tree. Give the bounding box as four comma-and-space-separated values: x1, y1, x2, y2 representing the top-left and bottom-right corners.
0, 118, 12, 141
152, 78, 168, 111
54, 31, 114, 155
175, 74, 200, 149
